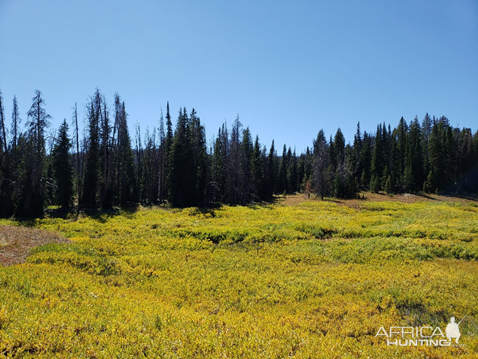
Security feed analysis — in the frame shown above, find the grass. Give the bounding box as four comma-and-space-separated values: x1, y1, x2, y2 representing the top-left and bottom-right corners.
0, 194, 477, 357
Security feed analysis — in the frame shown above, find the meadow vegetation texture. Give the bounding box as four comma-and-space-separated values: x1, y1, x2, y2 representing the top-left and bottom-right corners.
0, 196, 477, 357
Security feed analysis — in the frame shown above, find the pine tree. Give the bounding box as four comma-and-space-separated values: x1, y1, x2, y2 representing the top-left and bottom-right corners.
11, 95, 20, 151
211, 124, 228, 202
240, 127, 253, 202
396, 117, 408, 187
370, 124, 386, 191
406, 117, 424, 191
424, 120, 440, 193
225, 116, 242, 204
13, 91, 51, 216
52, 120, 74, 208
0, 91, 7, 154
99, 96, 113, 209
189, 108, 207, 206
288, 148, 298, 193
81, 91, 101, 208
313, 129, 329, 199
169, 108, 194, 207
266, 140, 277, 198
22, 90, 51, 216
277, 145, 288, 194
352, 122, 363, 184
164, 102, 173, 200
140, 128, 157, 205
251, 135, 265, 199
115, 99, 136, 206
72, 103, 81, 206
158, 109, 166, 203
334, 128, 346, 166
0, 91, 12, 216
134, 121, 142, 203
456, 128, 476, 193
421, 113, 432, 177
359, 132, 372, 189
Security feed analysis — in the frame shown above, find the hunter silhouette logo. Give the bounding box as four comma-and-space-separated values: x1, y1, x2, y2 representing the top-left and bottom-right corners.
446, 316, 465, 344
376, 316, 467, 347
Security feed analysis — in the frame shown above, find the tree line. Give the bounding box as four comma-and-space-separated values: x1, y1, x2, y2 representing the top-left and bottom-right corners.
0, 89, 477, 217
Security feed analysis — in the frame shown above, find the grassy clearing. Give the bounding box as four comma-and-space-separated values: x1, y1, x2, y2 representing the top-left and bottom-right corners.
0, 195, 477, 357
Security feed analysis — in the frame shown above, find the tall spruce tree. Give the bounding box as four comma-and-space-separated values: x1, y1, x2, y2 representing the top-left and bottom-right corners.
158, 109, 166, 203
189, 108, 207, 206
169, 108, 193, 207
52, 120, 74, 209
0, 91, 12, 216
313, 129, 329, 199
405, 117, 424, 191
277, 144, 288, 194
72, 103, 81, 205
288, 148, 298, 193
115, 98, 136, 206
164, 102, 173, 200
266, 140, 277, 198
81, 91, 101, 208
251, 135, 265, 199
17, 90, 51, 217
211, 124, 228, 202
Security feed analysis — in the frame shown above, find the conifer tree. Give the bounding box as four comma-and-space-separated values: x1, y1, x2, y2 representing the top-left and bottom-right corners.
277, 144, 288, 194
72, 103, 81, 205
359, 132, 372, 189
396, 117, 408, 186
352, 122, 363, 183
16, 90, 51, 216
211, 124, 228, 202
0, 91, 7, 154
251, 135, 265, 199
189, 108, 207, 205
370, 124, 384, 192
456, 128, 476, 193
169, 108, 194, 207
140, 128, 156, 205
421, 113, 433, 177
164, 102, 173, 200
334, 128, 346, 166
52, 120, 74, 209
11, 95, 20, 151
266, 140, 277, 198
81, 91, 101, 208
0, 91, 12, 216
405, 117, 424, 191
158, 109, 166, 203
99, 96, 113, 209
313, 129, 329, 199
424, 120, 440, 192
288, 148, 298, 193
240, 127, 253, 202
225, 117, 242, 204
115, 98, 136, 206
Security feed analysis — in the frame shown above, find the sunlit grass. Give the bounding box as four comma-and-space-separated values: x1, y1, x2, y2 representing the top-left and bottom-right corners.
0, 197, 477, 357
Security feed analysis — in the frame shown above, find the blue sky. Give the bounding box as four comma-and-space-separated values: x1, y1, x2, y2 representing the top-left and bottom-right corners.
0, 0, 477, 152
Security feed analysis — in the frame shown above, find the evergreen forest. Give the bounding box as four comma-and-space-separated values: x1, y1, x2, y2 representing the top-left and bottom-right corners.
1, 89, 477, 218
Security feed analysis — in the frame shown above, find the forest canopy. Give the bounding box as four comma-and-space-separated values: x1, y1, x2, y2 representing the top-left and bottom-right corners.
0, 89, 477, 217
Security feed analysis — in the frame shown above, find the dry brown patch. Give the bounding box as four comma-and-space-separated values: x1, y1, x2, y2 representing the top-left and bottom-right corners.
0, 225, 70, 267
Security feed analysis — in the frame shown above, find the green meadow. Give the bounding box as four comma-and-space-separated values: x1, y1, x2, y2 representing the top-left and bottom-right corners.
0, 195, 477, 358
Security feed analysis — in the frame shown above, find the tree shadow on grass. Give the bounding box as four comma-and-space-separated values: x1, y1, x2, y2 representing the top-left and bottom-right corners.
13, 203, 141, 225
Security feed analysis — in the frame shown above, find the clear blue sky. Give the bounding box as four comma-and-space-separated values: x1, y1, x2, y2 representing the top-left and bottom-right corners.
1, 0, 477, 152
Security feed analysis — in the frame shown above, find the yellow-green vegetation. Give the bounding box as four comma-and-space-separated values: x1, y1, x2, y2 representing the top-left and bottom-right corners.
0, 197, 478, 358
